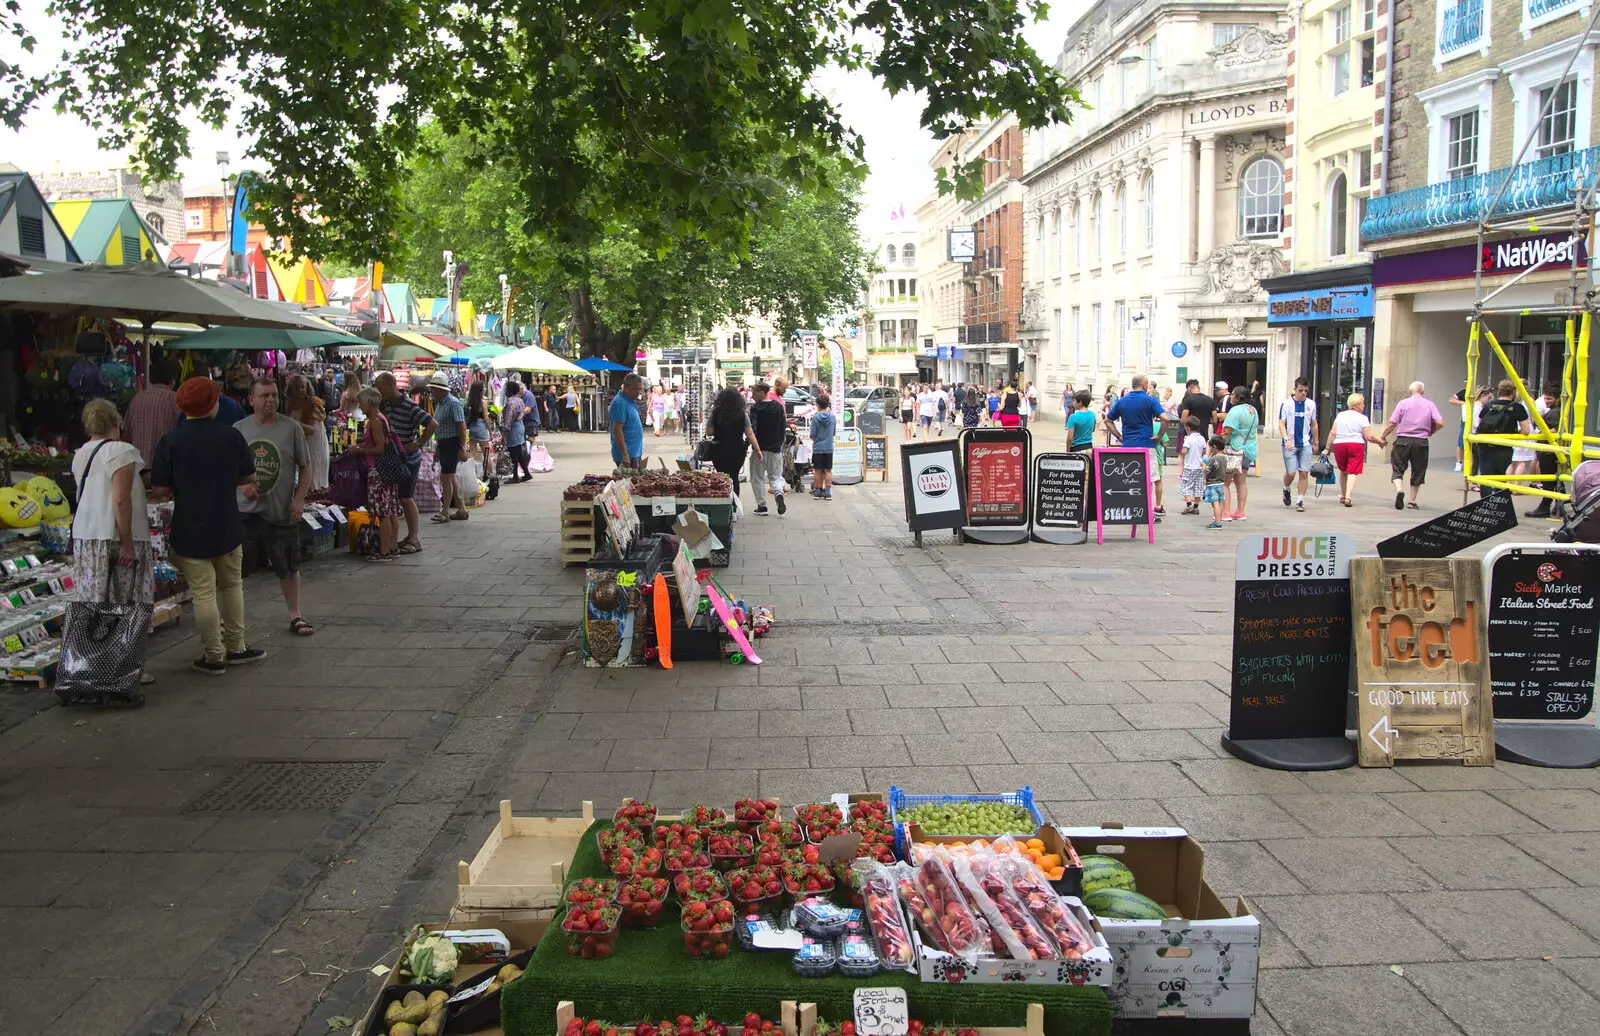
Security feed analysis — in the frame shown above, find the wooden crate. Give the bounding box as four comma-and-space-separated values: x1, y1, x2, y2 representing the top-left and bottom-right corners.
561, 500, 597, 565
458, 800, 595, 911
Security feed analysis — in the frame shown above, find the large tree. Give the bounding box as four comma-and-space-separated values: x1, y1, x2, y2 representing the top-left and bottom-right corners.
390, 136, 870, 367
5, 0, 1074, 271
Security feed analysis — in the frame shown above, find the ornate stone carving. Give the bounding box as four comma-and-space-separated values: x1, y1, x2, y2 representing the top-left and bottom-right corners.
1207, 25, 1289, 69
1019, 284, 1048, 332
1075, 24, 1100, 57
1220, 136, 1255, 182
1201, 243, 1285, 304
1226, 316, 1248, 336
1267, 135, 1286, 153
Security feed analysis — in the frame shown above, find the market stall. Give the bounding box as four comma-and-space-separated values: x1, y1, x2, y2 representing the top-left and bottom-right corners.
366, 792, 1260, 1036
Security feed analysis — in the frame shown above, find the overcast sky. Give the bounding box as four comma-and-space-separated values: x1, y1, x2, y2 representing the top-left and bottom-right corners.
1, 0, 1086, 233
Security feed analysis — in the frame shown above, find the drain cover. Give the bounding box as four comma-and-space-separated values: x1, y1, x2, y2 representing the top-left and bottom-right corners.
184, 761, 383, 813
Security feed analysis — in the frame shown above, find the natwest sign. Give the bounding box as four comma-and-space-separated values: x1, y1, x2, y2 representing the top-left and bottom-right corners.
1482, 235, 1581, 273
1375, 232, 1590, 287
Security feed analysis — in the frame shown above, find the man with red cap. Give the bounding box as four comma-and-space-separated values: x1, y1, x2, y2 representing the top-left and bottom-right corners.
152, 377, 268, 675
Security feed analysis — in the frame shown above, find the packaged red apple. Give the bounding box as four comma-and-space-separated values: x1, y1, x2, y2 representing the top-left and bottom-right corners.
896, 871, 946, 951
909, 852, 984, 964
852, 860, 914, 971
951, 854, 1058, 960
987, 838, 1094, 956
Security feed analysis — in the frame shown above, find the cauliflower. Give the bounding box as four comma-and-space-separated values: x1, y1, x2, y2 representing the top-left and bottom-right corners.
406, 930, 459, 984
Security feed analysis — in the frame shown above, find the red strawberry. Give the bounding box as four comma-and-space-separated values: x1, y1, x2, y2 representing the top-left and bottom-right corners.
841, 1024, 857, 1036
585, 1023, 602, 1036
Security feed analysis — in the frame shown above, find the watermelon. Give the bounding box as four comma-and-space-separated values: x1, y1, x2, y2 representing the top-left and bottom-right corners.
1083, 888, 1167, 920
1078, 854, 1137, 896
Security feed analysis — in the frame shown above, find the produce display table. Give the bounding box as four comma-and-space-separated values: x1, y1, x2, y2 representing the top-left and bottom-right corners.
500, 821, 1114, 1036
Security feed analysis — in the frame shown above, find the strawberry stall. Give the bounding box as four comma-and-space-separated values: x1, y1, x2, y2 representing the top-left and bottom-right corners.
368, 794, 1259, 1036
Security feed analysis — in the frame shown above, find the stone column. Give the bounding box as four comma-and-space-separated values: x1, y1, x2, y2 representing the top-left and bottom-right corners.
1168, 136, 1192, 265
1197, 134, 1217, 262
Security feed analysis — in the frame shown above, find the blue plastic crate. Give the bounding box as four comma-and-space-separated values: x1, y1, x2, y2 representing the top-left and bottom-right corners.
888, 786, 1047, 857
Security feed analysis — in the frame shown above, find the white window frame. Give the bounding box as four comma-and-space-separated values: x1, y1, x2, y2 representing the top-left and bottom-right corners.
1072, 305, 1083, 366
1115, 300, 1127, 368
1053, 308, 1064, 362
1505, 34, 1597, 160
1144, 38, 1158, 88
1327, 171, 1350, 258
1050, 208, 1061, 276
1419, 68, 1499, 185
1072, 201, 1083, 268
1362, 0, 1378, 33
1141, 173, 1155, 251
1435, 0, 1490, 69
1091, 303, 1103, 368
1115, 183, 1128, 256
1238, 157, 1284, 239
1446, 110, 1481, 179
185, 209, 204, 230
1092, 191, 1105, 264
1521, 0, 1592, 40
1213, 23, 1252, 46
1356, 148, 1374, 188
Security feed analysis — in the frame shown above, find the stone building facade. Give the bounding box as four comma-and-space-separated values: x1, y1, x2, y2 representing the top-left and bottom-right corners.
34, 167, 183, 244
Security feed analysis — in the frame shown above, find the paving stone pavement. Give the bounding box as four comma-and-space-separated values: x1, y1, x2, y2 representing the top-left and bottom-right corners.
0, 425, 1596, 1036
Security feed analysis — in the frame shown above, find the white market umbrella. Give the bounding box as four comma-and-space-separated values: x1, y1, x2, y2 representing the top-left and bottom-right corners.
0, 261, 331, 331
490, 342, 587, 376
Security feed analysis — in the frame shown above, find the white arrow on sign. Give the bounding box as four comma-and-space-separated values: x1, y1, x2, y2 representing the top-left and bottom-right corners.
1367, 715, 1397, 754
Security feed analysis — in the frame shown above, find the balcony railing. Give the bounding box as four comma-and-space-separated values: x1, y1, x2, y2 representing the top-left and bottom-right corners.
1528, 0, 1580, 19
1360, 146, 1600, 241
1438, 0, 1484, 57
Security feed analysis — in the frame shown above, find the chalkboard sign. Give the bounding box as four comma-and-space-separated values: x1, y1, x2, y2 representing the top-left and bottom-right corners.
1093, 447, 1155, 544
865, 435, 888, 479
1226, 534, 1356, 750
1377, 489, 1517, 559
1488, 549, 1599, 721
1033, 452, 1087, 532
960, 428, 1030, 545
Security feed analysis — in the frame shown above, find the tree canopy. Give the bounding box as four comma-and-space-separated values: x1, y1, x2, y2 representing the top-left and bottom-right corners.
389, 130, 870, 366
5, 0, 1074, 264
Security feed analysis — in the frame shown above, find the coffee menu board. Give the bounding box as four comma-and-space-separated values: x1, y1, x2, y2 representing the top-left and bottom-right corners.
963, 431, 1028, 526
1033, 452, 1087, 529
864, 435, 888, 477
1488, 550, 1600, 721
1376, 489, 1517, 559
1228, 534, 1355, 742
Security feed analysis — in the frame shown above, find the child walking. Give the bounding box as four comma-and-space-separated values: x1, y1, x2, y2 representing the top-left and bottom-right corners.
1204, 434, 1229, 528
810, 394, 837, 500
1180, 416, 1206, 514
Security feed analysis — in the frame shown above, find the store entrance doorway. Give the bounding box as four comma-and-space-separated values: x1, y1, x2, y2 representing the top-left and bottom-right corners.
1215, 344, 1267, 414
1307, 326, 1371, 442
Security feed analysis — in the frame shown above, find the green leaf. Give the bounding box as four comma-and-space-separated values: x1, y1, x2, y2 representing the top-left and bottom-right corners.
327, 1018, 355, 1031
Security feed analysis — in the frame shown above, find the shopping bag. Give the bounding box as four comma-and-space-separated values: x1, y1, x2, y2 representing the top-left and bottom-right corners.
527, 445, 555, 472
414, 451, 442, 513
54, 601, 152, 699
327, 454, 368, 510
458, 458, 483, 501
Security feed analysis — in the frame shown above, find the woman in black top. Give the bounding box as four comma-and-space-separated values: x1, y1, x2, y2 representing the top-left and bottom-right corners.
706, 388, 762, 503
998, 381, 1023, 429
465, 382, 493, 476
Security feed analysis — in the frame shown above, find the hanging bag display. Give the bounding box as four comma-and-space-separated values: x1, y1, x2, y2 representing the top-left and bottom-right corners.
327, 453, 369, 510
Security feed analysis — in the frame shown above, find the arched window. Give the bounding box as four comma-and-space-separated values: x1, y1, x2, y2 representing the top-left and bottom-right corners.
1141, 174, 1155, 250
886, 244, 898, 263
1092, 192, 1105, 262
1072, 202, 1083, 267
1239, 157, 1284, 238
1115, 183, 1127, 255
902, 242, 915, 263
1327, 172, 1349, 258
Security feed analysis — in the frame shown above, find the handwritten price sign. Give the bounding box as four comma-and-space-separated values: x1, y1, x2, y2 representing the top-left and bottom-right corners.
853, 988, 908, 1036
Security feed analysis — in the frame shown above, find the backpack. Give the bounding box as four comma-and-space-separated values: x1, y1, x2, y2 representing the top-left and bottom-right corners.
1478, 399, 1523, 436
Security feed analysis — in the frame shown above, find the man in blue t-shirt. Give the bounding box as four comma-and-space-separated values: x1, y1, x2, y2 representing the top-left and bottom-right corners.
1106, 373, 1167, 518
609, 373, 646, 468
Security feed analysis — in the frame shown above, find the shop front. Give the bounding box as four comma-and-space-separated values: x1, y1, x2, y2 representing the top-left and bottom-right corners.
1370, 230, 1588, 469
1263, 265, 1375, 441
716, 358, 753, 386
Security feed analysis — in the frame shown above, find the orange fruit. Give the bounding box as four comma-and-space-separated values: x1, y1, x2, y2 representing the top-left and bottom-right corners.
1026, 838, 1045, 850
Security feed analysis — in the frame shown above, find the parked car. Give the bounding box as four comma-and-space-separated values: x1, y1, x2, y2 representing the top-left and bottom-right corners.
782, 386, 815, 417
844, 385, 900, 415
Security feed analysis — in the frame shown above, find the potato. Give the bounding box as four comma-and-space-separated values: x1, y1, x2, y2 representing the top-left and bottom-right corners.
389, 1025, 417, 1036
418, 1009, 445, 1036
425, 990, 448, 1011
402, 991, 425, 1008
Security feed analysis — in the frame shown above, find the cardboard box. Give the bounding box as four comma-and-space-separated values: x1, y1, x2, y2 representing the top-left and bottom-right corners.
911, 895, 1114, 987
1062, 826, 1260, 1020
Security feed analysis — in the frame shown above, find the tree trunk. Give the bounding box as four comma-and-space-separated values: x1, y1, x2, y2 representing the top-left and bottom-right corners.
569, 283, 636, 389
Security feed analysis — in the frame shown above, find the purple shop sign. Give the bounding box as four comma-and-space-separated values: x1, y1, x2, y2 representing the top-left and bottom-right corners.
1373, 232, 1588, 287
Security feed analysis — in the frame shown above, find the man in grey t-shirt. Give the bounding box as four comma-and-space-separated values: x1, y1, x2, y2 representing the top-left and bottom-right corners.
236, 378, 315, 636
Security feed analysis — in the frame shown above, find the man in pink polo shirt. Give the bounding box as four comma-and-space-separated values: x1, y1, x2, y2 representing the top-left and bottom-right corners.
1378, 381, 1446, 510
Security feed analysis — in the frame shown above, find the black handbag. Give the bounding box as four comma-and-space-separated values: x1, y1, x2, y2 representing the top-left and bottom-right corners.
1308, 454, 1335, 481
374, 421, 411, 486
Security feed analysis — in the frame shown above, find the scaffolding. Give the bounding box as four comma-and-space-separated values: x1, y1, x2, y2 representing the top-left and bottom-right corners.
1461, 5, 1600, 505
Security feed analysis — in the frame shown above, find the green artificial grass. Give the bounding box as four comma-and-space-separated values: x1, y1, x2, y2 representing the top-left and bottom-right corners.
501, 822, 1113, 1036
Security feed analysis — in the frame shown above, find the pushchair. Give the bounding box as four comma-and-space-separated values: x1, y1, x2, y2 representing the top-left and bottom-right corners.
783, 425, 813, 496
